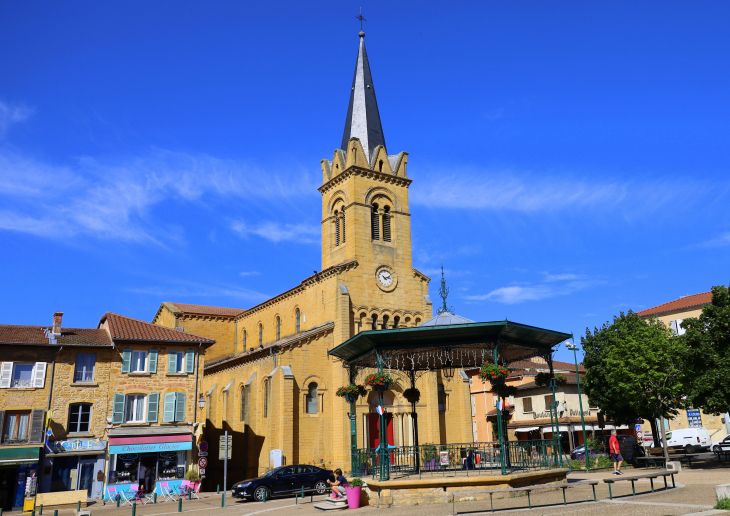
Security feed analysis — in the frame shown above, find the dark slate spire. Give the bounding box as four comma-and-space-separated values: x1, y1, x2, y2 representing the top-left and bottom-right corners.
341, 31, 386, 161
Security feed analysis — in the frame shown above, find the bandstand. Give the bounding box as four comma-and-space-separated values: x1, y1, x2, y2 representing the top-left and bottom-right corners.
328, 297, 573, 506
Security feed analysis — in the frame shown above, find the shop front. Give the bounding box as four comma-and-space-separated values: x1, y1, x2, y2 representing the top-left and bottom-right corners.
0, 446, 41, 511
106, 433, 192, 499
42, 438, 107, 500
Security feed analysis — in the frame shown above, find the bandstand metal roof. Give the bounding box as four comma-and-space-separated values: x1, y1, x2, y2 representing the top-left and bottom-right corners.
327, 320, 571, 371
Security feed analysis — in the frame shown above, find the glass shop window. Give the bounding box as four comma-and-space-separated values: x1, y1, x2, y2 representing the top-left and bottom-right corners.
157, 451, 186, 480
112, 454, 140, 484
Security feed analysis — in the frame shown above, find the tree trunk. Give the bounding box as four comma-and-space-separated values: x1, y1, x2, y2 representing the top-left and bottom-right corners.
660, 416, 670, 462
648, 417, 660, 449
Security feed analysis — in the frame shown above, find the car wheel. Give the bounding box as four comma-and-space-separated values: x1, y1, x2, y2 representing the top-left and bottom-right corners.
314, 481, 328, 494
253, 486, 269, 502
685, 445, 695, 454
714, 445, 720, 453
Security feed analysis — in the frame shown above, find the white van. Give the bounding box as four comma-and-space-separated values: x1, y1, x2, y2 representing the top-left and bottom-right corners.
664, 427, 711, 453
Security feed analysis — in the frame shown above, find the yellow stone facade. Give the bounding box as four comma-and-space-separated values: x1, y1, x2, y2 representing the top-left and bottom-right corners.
154, 138, 478, 485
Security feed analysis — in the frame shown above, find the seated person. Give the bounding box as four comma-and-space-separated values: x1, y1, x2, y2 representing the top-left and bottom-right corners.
326, 468, 347, 499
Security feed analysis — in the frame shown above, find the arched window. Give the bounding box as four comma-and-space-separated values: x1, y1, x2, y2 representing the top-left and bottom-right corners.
341, 208, 346, 243
371, 314, 378, 330
379, 159, 383, 172
264, 379, 270, 418
438, 384, 446, 413
240, 387, 246, 421
243, 330, 247, 351
334, 210, 340, 246
382, 315, 389, 329
371, 204, 380, 240
259, 324, 263, 347
276, 317, 281, 341
382, 206, 392, 242
295, 309, 301, 333
306, 383, 318, 414
393, 316, 400, 328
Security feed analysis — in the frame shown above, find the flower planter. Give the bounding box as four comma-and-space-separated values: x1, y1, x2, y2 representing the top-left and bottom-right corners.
345, 486, 362, 509
373, 383, 390, 392
424, 459, 437, 471
344, 392, 359, 403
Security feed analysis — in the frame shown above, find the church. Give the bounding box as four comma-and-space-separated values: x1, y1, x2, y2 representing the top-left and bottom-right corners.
152, 30, 473, 485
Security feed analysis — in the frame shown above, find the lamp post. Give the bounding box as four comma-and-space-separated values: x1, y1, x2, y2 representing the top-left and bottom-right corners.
198, 394, 206, 411
566, 342, 590, 471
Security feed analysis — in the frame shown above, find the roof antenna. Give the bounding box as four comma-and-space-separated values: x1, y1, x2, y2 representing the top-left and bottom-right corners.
356, 7, 366, 35
438, 264, 454, 315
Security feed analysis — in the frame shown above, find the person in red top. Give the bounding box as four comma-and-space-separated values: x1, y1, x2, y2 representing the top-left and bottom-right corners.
609, 430, 623, 475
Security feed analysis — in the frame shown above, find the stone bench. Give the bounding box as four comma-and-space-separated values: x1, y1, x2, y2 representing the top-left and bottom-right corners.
450, 480, 599, 515
602, 470, 676, 499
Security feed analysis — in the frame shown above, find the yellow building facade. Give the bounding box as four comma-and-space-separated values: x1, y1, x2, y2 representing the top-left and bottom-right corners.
152, 31, 478, 486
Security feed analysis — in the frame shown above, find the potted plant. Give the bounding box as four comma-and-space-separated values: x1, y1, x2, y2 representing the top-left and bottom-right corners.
336, 384, 367, 403
346, 477, 364, 509
403, 387, 420, 403
478, 363, 509, 383
421, 444, 438, 470
364, 372, 393, 392
534, 372, 568, 387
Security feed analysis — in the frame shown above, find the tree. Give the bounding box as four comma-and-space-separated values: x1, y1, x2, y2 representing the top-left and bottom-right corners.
581, 311, 688, 449
681, 284, 730, 415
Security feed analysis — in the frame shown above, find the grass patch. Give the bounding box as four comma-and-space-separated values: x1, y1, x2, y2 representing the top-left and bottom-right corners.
716, 497, 730, 510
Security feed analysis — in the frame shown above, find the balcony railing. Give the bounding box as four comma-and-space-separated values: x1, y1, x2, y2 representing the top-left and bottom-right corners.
352, 439, 562, 480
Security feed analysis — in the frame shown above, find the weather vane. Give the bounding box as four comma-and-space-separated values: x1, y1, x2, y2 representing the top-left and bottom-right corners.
438, 264, 454, 315
356, 7, 366, 32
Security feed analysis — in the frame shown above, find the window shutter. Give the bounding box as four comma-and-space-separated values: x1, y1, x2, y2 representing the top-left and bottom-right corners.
163, 393, 175, 422
112, 393, 125, 424
147, 393, 159, 423
33, 362, 47, 388
185, 350, 195, 373
175, 392, 186, 422
29, 409, 45, 443
148, 349, 158, 373
0, 362, 12, 388
121, 349, 131, 373
0, 410, 4, 443
168, 350, 177, 373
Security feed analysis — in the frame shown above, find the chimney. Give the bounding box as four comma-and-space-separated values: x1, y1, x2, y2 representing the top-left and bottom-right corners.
52, 312, 63, 336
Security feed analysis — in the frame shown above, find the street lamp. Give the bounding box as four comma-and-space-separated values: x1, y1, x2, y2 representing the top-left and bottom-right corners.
567, 342, 590, 471
198, 394, 206, 410
443, 360, 455, 379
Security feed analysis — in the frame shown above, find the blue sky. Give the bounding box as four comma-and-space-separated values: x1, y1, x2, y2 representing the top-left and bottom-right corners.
1, 1, 729, 363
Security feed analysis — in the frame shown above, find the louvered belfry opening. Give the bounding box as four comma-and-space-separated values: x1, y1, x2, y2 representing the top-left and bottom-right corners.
382, 206, 391, 242
371, 204, 380, 240
334, 210, 341, 246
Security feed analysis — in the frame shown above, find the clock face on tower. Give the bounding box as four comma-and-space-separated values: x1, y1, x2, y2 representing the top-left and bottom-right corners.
374, 265, 397, 292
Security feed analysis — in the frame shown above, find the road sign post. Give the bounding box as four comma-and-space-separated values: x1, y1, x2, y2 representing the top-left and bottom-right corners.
222, 431, 229, 507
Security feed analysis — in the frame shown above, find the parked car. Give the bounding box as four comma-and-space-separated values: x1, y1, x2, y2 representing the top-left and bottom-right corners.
664, 427, 711, 453
231, 465, 333, 502
570, 435, 643, 461
711, 433, 730, 453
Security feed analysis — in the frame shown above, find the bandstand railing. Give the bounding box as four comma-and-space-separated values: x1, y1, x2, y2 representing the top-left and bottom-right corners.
352, 439, 561, 480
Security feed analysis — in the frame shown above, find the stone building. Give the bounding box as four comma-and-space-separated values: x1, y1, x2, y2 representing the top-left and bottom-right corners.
637, 291, 730, 440
150, 31, 485, 487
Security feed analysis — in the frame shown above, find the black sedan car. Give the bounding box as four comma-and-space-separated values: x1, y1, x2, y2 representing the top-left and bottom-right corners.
231, 465, 333, 501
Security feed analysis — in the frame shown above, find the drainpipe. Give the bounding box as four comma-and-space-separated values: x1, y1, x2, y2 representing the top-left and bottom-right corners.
193, 343, 201, 425
46, 346, 63, 412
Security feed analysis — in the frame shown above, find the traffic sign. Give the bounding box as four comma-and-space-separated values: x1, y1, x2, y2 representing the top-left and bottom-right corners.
198, 451, 208, 457
635, 424, 642, 432
199, 441, 208, 452
636, 431, 643, 439
198, 457, 208, 469
199, 468, 206, 475
219, 435, 232, 460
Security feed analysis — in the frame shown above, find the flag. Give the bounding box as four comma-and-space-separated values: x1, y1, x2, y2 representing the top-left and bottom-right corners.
376, 405, 387, 415
496, 400, 503, 410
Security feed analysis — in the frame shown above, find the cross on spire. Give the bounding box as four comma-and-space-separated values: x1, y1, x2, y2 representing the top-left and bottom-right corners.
356, 7, 366, 32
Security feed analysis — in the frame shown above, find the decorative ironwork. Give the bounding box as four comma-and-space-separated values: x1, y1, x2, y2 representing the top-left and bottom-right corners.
437, 264, 454, 315
356, 7, 366, 31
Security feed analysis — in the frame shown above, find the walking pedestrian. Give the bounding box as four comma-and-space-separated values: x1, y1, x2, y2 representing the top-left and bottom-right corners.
609, 430, 623, 475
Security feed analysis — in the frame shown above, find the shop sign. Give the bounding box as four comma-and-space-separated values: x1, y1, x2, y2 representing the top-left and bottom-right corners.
46, 438, 107, 454
439, 451, 449, 466
110, 441, 192, 454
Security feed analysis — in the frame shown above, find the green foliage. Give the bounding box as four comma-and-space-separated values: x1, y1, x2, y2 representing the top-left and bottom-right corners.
491, 385, 518, 397
682, 285, 730, 415
569, 454, 613, 470
349, 477, 364, 487
534, 372, 568, 387
585, 437, 605, 454
479, 363, 509, 382
403, 387, 420, 402
716, 497, 730, 510
185, 469, 201, 481
335, 384, 367, 398
581, 311, 688, 426
363, 372, 393, 387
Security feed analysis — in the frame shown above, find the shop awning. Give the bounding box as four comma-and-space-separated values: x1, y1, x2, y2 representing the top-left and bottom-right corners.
108, 427, 192, 437
571, 424, 594, 431
0, 446, 41, 464
514, 427, 539, 433
542, 425, 569, 432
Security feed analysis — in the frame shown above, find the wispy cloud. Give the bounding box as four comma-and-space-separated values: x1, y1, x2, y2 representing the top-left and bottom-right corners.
126, 283, 268, 303
230, 220, 320, 244
698, 232, 730, 248
239, 271, 261, 277
0, 148, 317, 244
0, 100, 33, 138
412, 168, 719, 214
465, 273, 603, 304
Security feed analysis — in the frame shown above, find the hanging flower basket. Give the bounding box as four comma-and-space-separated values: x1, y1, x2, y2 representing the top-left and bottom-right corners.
364, 372, 393, 391
491, 385, 518, 398
336, 384, 367, 403
535, 372, 568, 387
403, 387, 420, 403
478, 363, 509, 383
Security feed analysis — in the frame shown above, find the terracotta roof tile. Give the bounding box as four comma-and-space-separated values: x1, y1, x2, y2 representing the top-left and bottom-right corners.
169, 303, 245, 317
636, 291, 713, 317
101, 313, 215, 343
509, 359, 584, 372
0, 325, 112, 346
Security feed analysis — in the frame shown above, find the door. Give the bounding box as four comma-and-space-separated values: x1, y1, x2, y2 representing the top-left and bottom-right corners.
291, 466, 314, 492
0, 467, 18, 511
271, 467, 295, 494
367, 413, 394, 449
77, 459, 95, 498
